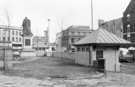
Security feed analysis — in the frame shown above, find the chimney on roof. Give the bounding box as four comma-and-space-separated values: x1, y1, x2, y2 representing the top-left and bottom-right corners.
98, 19, 104, 28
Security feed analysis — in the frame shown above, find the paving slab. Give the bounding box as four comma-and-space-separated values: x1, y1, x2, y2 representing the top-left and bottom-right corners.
40, 80, 54, 86
53, 85, 67, 87
104, 85, 123, 87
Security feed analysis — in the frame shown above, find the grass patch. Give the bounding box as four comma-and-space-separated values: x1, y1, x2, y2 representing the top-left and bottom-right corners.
1, 57, 99, 80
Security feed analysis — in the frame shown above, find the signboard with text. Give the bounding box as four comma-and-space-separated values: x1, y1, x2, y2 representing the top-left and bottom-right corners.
0, 42, 12, 47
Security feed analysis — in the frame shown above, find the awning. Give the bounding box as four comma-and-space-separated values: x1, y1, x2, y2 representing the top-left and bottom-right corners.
12, 44, 22, 47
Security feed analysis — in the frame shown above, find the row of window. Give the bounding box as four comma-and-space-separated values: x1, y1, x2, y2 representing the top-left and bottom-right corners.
0, 30, 22, 36
62, 38, 82, 46
123, 34, 135, 42
123, 23, 135, 33
126, 13, 135, 22
2, 37, 22, 42
34, 48, 45, 50
62, 31, 91, 36
77, 47, 89, 51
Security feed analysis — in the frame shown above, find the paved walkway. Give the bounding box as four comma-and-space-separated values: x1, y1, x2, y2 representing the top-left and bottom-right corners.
0, 72, 134, 87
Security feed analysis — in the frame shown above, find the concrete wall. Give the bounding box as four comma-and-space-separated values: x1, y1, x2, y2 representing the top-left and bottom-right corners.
56, 47, 67, 52
52, 52, 75, 60
21, 51, 36, 57
76, 51, 89, 66
36, 50, 45, 56
75, 46, 121, 72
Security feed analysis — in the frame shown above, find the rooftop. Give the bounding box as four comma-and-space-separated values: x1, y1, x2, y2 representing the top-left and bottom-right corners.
0, 25, 22, 30
33, 42, 49, 48
74, 27, 132, 47
66, 25, 92, 30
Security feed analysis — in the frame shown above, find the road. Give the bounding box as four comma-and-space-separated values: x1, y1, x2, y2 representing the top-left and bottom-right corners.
121, 62, 135, 74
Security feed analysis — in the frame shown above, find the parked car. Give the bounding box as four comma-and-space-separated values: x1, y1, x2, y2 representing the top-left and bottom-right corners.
13, 51, 20, 60
119, 54, 133, 62
119, 48, 133, 62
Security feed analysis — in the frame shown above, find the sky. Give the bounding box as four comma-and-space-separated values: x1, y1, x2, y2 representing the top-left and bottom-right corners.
0, 0, 131, 42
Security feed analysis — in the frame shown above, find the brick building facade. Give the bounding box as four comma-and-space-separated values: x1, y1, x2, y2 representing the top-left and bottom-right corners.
99, 18, 123, 38
123, 0, 135, 43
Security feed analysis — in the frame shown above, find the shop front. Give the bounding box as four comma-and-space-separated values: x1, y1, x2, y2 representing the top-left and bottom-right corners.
0, 41, 12, 48
12, 44, 22, 52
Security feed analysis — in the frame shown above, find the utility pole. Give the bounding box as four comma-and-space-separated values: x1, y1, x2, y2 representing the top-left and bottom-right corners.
91, 0, 93, 30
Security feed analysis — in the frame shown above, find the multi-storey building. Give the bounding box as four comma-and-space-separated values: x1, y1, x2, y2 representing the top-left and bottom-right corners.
56, 25, 94, 52
32, 36, 46, 45
0, 25, 23, 51
123, 0, 135, 43
99, 18, 123, 38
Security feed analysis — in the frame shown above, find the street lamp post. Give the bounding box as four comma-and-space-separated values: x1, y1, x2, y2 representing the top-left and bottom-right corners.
91, 0, 93, 30
47, 19, 50, 46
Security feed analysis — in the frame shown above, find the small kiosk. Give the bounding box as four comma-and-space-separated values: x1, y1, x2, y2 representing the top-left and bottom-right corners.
74, 28, 133, 72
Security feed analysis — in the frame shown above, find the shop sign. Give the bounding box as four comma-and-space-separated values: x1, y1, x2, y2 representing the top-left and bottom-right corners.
0, 43, 11, 47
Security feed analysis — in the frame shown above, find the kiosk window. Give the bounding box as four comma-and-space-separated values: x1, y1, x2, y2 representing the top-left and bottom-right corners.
82, 48, 85, 51
77, 47, 80, 51
96, 50, 103, 60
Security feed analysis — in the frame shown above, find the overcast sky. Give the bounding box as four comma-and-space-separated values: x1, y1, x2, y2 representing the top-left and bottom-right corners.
0, 0, 131, 42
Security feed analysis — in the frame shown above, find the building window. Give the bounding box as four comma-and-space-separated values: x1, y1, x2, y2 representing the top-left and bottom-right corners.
71, 38, 75, 43
71, 48, 75, 52
82, 47, 85, 51
71, 32, 75, 35
127, 14, 130, 22
96, 50, 103, 60
3, 31, 6, 35
16, 31, 18, 36
77, 47, 80, 51
12, 37, 14, 41
82, 32, 86, 35
8, 31, 10, 35
19, 32, 21, 36
8, 37, 10, 41
131, 34, 135, 43
19, 38, 21, 42
16, 37, 18, 42
12, 31, 14, 35
127, 37, 130, 41
127, 24, 130, 33
77, 32, 80, 35
86, 47, 89, 51
3, 37, 5, 41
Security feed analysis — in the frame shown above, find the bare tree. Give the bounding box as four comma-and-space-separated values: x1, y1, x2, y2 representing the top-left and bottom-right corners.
55, 12, 71, 60
0, 5, 13, 27
0, 4, 14, 42
55, 12, 70, 31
